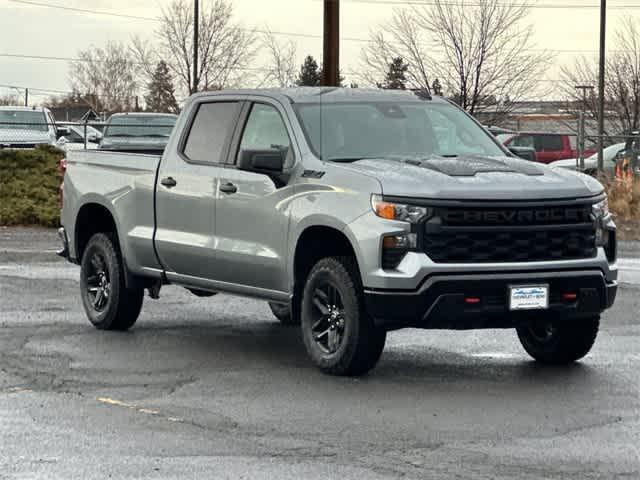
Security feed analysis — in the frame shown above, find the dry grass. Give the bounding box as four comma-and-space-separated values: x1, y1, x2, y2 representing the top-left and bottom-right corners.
605, 177, 640, 240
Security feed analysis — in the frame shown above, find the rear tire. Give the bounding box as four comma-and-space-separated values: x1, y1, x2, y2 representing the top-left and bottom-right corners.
301, 256, 386, 376
79, 233, 143, 331
516, 317, 599, 365
268, 302, 299, 325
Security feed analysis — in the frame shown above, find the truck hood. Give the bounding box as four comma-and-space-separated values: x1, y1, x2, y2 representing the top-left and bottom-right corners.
0, 128, 52, 145
339, 155, 604, 200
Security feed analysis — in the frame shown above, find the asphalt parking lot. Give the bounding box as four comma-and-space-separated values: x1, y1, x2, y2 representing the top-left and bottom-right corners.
1, 227, 639, 479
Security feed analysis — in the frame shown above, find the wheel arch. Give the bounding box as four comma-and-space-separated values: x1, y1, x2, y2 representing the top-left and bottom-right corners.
291, 224, 362, 296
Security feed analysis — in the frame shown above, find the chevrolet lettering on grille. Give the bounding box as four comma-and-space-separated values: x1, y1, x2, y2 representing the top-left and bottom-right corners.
443, 208, 592, 225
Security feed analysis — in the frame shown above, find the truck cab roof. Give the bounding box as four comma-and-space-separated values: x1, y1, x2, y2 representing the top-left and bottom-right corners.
188, 87, 443, 105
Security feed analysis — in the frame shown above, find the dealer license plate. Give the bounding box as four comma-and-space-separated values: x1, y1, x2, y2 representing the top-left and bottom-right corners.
509, 285, 549, 311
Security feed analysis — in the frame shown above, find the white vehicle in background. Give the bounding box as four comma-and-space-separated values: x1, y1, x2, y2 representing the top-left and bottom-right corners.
550, 142, 626, 176
0, 106, 64, 149
56, 123, 102, 151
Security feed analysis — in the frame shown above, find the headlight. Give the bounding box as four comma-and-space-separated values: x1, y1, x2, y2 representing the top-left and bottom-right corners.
592, 198, 610, 221
371, 194, 431, 223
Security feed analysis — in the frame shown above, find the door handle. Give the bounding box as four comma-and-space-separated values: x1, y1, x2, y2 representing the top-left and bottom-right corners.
219, 182, 238, 194
160, 176, 177, 188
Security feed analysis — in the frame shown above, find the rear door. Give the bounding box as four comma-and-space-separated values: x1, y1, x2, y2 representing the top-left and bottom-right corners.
213, 100, 296, 293
154, 99, 243, 280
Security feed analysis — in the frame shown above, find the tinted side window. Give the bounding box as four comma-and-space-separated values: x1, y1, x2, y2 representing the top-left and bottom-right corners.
183, 102, 239, 163
536, 135, 563, 151
512, 135, 534, 148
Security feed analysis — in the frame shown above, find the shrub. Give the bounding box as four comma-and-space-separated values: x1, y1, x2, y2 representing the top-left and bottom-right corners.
0, 146, 64, 227
605, 177, 640, 221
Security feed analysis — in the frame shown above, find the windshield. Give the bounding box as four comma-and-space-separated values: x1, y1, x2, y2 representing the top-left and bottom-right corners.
294, 101, 505, 161
104, 115, 177, 138
0, 110, 48, 132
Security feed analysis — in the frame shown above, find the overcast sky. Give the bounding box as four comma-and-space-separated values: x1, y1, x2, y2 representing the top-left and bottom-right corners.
0, 0, 636, 102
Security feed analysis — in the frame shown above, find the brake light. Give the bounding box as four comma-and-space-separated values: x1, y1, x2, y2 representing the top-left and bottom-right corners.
59, 157, 67, 174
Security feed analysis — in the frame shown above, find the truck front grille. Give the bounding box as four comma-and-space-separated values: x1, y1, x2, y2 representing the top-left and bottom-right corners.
422, 204, 597, 263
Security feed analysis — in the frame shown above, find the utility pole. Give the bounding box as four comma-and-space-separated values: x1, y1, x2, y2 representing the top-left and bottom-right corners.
24, 88, 28, 107
575, 85, 594, 171
597, 0, 607, 172
193, 0, 199, 94
322, 0, 340, 87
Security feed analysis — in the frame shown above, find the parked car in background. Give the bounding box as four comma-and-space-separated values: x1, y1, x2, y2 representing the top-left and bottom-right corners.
99, 113, 178, 154
497, 132, 595, 163
550, 142, 626, 176
57, 123, 103, 151
485, 126, 537, 162
0, 106, 65, 149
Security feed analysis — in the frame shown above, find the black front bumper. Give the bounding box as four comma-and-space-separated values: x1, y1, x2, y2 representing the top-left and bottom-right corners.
365, 270, 617, 331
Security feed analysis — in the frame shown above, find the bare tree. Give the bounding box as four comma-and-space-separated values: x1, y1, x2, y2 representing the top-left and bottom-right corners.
361, 9, 432, 91
561, 18, 640, 136
69, 41, 139, 113
360, 0, 550, 122
0, 93, 21, 106
134, 0, 257, 96
260, 28, 297, 88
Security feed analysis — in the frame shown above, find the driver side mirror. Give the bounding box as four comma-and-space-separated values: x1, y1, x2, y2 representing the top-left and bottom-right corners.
508, 146, 537, 162
56, 126, 71, 139
238, 148, 286, 174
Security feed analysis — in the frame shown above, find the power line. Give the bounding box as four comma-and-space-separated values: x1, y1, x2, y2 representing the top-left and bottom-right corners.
12, 0, 638, 48
7, 0, 158, 21
340, 0, 640, 8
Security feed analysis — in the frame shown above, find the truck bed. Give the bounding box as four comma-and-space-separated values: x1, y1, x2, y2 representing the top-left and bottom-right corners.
63, 150, 162, 275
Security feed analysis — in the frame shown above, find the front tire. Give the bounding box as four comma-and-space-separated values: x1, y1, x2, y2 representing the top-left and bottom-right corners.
516, 317, 600, 365
80, 233, 144, 331
301, 257, 386, 376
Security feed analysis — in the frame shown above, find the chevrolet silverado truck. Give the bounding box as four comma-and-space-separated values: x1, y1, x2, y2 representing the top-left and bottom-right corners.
59, 88, 618, 376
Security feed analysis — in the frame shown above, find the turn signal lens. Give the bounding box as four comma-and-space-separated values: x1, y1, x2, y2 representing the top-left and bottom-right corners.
376, 202, 397, 220
371, 194, 431, 224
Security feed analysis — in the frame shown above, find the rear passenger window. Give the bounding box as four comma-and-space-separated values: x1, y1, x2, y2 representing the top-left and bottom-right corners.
511, 135, 534, 149
536, 135, 563, 151
183, 102, 239, 163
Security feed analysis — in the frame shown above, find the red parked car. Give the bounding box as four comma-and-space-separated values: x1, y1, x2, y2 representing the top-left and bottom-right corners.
497, 132, 595, 164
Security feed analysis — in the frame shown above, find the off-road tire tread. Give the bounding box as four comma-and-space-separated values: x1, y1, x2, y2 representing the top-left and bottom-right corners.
80, 233, 143, 331
302, 256, 386, 376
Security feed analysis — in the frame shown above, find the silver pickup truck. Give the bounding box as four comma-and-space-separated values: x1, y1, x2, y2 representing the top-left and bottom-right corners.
59, 88, 618, 376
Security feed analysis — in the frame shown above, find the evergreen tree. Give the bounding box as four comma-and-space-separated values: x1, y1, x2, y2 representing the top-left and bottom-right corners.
431, 78, 443, 96
296, 56, 322, 86
145, 61, 179, 113
378, 57, 409, 90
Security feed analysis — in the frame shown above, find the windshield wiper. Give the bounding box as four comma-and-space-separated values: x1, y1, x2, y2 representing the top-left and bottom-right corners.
106, 133, 135, 137
141, 134, 170, 138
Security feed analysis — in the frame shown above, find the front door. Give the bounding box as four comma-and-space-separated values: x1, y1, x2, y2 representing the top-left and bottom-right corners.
155, 100, 242, 280
214, 102, 296, 293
